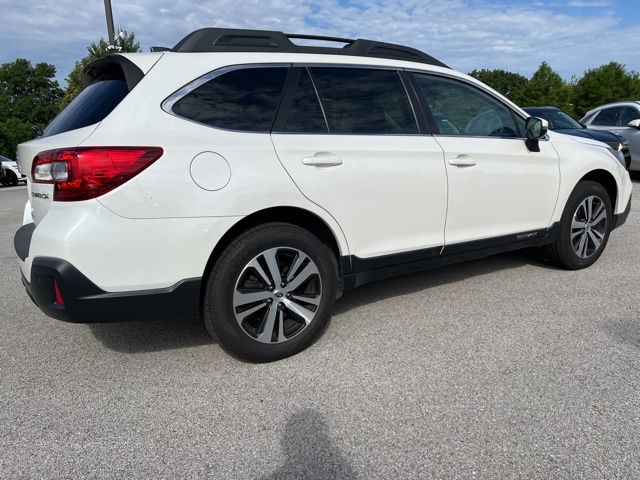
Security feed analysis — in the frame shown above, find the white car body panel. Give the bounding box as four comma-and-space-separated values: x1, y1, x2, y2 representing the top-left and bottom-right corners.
272, 134, 447, 258
20, 199, 242, 291
14, 49, 633, 296
435, 136, 560, 245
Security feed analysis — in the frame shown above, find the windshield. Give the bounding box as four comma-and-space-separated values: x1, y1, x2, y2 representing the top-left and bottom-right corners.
530, 109, 583, 130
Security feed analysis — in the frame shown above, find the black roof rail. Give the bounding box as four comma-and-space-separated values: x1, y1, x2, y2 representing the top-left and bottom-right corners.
170, 28, 448, 68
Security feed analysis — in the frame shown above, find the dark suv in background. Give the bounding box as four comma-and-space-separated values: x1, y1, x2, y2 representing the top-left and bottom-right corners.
524, 106, 631, 170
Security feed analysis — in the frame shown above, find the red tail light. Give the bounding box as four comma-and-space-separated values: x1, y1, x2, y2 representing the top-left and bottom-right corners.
32, 147, 163, 201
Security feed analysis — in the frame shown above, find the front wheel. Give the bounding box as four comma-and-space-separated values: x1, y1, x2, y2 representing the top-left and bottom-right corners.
203, 223, 338, 362
544, 181, 612, 270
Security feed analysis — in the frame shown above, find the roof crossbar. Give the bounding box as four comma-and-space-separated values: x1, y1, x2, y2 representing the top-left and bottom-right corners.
167, 28, 448, 68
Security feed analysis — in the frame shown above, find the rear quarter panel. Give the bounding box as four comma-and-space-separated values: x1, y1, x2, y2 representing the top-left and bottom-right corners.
85, 53, 351, 257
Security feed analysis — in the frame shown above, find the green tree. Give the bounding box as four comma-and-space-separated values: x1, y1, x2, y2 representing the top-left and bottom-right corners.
468, 69, 528, 105
62, 30, 141, 107
0, 59, 63, 158
519, 62, 574, 115
572, 62, 640, 119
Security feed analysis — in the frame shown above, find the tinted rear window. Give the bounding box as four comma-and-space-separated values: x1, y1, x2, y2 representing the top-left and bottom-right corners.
310, 68, 417, 135
618, 106, 640, 126
592, 107, 619, 126
282, 69, 328, 133
172, 67, 287, 132
43, 80, 129, 137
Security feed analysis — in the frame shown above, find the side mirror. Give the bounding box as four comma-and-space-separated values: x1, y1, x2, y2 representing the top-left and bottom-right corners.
524, 117, 548, 152
525, 117, 548, 139
627, 119, 640, 129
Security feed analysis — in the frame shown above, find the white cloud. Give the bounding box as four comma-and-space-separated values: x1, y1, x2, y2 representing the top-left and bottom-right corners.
0, 0, 638, 85
566, 1, 612, 7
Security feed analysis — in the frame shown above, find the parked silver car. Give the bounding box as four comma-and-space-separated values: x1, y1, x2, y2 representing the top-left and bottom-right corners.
581, 101, 640, 171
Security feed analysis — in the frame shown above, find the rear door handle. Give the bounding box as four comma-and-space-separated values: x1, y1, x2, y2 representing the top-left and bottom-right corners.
448, 154, 476, 167
302, 152, 343, 167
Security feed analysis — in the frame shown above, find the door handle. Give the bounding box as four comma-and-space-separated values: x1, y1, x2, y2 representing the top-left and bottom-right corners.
302, 152, 343, 167
448, 154, 476, 167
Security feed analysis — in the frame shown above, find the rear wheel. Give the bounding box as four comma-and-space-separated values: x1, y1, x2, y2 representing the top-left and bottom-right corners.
5, 170, 18, 186
544, 181, 612, 270
203, 223, 338, 362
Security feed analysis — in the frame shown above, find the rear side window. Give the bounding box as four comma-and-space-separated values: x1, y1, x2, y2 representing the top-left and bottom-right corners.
43, 80, 129, 137
309, 68, 417, 135
172, 67, 287, 132
282, 69, 328, 133
618, 106, 640, 126
592, 107, 619, 126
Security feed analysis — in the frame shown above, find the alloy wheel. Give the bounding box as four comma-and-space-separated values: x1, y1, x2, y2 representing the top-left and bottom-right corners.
232, 247, 322, 344
571, 195, 607, 259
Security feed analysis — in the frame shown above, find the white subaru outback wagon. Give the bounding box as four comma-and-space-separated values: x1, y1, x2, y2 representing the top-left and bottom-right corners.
15, 28, 632, 361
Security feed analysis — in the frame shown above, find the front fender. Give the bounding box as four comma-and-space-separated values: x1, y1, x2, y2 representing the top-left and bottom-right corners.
550, 135, 632, 222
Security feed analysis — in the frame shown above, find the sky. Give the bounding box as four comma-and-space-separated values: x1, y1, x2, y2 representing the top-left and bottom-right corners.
1, 0, 639, 86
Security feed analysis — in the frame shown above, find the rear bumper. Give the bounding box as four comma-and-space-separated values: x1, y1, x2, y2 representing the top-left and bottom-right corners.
22, 257, 201, 324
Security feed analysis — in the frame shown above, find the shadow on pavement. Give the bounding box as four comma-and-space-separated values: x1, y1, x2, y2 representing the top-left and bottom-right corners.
260, 409, 357, 480
335, 247, 552, 315
603, 317, 640, 349
89, 248, 552, 354
88, 317, 215, 354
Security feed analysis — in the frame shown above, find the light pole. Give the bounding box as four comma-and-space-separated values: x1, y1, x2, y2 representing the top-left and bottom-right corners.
103, 0, 116, 50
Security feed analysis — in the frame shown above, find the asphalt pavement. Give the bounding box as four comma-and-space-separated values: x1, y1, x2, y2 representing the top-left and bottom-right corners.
1, 179, 640, 479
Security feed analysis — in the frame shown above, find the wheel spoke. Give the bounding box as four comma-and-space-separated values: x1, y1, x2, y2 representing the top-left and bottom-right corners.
290, 294, 321, 306
235, 302, 268, 322
233, 289, 271, 307
244, 258, 271, 287
286, 262, 319, 291
591, 208, 606, 226
585, 196, 594, 220
588, 230, 602, 251
572, 219, 586, 230
577, 201, 587, 220
571, 219, 586, 240
282, 299, 315, 325
256, 304, 278, 343
262, 248, 283, 286
286, 252, 308, 283
577, 233, 588, 258
276, 310, 286, 343
591, 228, 604, 241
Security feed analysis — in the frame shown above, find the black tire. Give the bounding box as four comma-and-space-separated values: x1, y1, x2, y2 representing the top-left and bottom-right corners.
544, 180, 612, 270
203, 223, 338, 362
6, 170, 18, 186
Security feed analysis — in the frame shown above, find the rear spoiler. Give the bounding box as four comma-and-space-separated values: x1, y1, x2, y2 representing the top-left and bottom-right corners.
82, 55, 145, 90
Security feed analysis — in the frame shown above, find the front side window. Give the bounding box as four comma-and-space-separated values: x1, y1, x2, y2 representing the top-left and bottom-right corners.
618, 106, 640, 126
309, 68, 417, 135
592, 107, 619, 126
412, 73, 520, 138
171, 67, 287, 132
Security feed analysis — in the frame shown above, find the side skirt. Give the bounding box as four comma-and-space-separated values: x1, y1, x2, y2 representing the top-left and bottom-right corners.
341, 224, 558, 290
